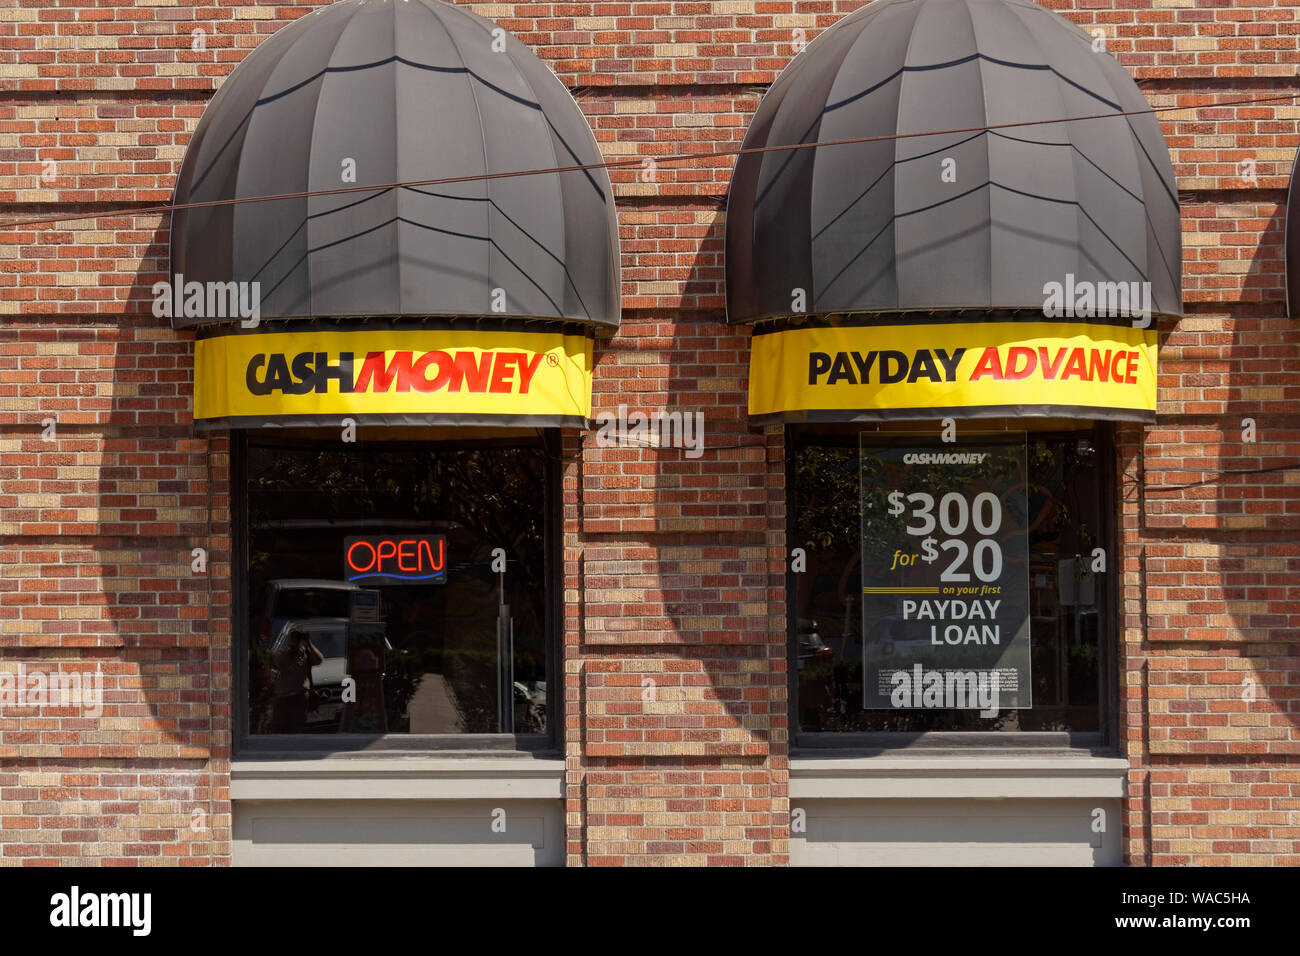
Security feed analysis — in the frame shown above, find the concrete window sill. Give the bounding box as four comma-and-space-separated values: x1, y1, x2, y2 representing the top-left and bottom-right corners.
231, 754, 565, 801
790, 752, 1129, 800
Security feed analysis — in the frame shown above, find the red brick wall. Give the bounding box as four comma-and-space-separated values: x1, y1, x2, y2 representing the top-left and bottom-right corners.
1, 0, 1297, 866
1117, 310, 1300, 864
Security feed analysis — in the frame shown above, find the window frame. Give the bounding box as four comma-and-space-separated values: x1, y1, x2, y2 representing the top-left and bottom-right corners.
231, 429, 564, 758
785, 422, 1120, 755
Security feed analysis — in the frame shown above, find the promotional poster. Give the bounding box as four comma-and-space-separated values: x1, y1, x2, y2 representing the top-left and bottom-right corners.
860, 442, 1032, 712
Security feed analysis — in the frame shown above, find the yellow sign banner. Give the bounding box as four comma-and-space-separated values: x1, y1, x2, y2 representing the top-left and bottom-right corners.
194, 327, 593, 426
749, 321, 1158, 422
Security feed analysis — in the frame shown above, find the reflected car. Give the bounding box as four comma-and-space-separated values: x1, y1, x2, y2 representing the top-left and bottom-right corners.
877, 616, 933, 659
260, 579, 387, 727
795, 621, 835, 667
258, 579, 367, 645
270, 620, 349, 726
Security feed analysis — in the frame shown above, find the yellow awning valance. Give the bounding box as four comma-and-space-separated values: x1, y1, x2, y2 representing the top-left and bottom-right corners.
193, 326, 592, 430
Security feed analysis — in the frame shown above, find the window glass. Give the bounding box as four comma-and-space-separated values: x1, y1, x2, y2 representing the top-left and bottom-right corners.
791, 427, 1108, 733
245, 437, 550, 736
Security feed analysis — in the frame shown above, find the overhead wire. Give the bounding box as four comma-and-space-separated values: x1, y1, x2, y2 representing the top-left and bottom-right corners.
2, 89, 1298, 231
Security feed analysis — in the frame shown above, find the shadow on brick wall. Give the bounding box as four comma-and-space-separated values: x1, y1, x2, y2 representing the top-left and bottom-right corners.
572, 206, 787, 860
91, 219, 227, 765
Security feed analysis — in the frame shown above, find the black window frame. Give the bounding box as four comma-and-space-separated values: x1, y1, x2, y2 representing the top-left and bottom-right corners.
231, 428, 564, 757
785, 422, 1120, 755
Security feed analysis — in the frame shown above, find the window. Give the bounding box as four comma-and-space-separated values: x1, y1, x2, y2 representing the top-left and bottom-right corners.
235, 431, 557, 747
789, 423, 1114, 743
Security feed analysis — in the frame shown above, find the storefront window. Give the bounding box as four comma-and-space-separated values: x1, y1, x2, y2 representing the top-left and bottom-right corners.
790, 424, 1112, 737
240, 433, 554, 739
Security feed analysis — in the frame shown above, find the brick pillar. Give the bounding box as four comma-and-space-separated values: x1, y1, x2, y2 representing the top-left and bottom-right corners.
563, 316, 789, 865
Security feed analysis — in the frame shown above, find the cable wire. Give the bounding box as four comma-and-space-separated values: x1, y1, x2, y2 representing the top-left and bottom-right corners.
2, 89, 1297, 231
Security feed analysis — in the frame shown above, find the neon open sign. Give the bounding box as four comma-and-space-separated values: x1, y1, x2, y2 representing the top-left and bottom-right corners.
343, 535, 447, 585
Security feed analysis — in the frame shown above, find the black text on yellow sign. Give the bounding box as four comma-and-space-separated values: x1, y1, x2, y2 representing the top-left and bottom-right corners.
194, 328, 593, 423
749, 321, 1158, 421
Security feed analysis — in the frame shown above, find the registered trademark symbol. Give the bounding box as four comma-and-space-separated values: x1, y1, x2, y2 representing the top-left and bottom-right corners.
546, 353, 559, 366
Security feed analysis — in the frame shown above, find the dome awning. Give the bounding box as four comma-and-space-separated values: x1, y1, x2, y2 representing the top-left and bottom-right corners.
168, 0, 619, 330
727, 0, 1181, 321
726, 0, 1182, 424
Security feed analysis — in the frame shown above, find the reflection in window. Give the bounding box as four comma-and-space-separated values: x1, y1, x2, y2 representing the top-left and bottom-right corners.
791, 427, 1108, 733
245, 437, 551, 736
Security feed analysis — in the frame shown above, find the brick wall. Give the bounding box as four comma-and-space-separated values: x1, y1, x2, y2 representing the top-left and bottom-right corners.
1, 0, 1298, 866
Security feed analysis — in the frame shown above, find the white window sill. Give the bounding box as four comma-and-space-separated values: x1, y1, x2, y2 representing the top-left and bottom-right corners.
231, 755, 565, 801
790, 753, 1128, 800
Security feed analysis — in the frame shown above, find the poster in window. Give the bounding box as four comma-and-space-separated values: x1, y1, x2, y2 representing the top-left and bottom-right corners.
860, 441, 1031, 712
